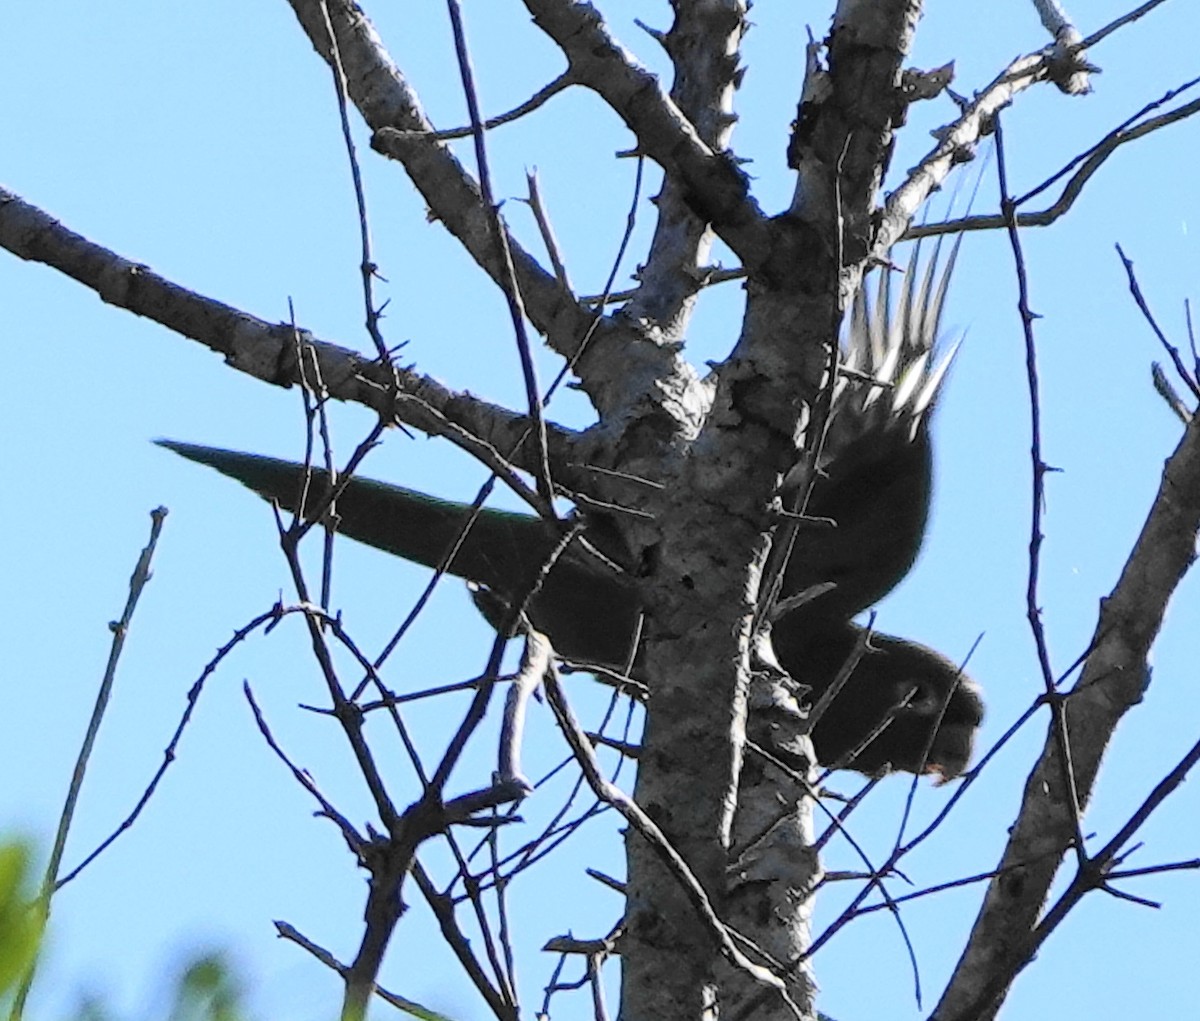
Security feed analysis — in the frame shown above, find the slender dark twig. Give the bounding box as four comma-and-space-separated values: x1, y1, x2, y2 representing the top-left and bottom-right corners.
431, 71, 577, 140
10, 509, 168, 1019
445, 0, 556, 506
275, 921, 458, 1020
1116, 244, 1200, 400
56, 602, 296, 890
994, 112, 1088, 865
542, 665, 798, 1008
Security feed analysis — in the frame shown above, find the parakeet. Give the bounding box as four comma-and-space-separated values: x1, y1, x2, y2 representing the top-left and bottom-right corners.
157, 245, 983, 779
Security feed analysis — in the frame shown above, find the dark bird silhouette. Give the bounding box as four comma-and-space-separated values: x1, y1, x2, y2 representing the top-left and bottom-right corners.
158, 246, 983, 779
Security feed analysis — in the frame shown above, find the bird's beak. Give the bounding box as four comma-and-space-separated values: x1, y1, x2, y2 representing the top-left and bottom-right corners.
925, 761, 962, 786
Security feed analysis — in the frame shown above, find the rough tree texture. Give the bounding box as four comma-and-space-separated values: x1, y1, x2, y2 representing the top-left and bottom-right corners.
0, 1, 930, 1016
934, 412, 1200, 1021
8, 3, 1191, 1021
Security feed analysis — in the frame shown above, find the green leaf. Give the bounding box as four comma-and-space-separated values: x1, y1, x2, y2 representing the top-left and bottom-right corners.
0, 840, 43, 997
167, 953, 246, 1021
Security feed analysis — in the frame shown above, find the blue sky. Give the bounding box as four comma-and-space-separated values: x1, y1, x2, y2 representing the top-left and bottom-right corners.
4, 2, 1200, 1019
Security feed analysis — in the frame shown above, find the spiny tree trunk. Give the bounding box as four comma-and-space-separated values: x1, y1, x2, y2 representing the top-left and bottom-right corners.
7, 3, 1200, 1021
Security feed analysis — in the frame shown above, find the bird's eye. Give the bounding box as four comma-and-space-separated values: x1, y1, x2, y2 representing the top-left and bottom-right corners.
898, 681, 942, 716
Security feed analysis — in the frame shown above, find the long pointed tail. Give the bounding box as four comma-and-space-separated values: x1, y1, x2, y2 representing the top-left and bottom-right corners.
157, 440, 643, 668
157, 441, 563, 593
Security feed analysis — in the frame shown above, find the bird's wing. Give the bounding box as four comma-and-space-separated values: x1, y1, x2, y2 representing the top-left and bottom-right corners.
784, 237, 961, 619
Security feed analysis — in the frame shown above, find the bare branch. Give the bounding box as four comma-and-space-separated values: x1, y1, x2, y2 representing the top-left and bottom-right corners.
994, 115, 1089, 868
275, 920, 459, 1020
243, 681, 366, 855
433, 71, 577, 140
936, 404, 1200, 1021
621, 2, 749, 333
411, 861, 515, 1020
1081, 0, 1169, 50
0, 187, 583, 486
56, 603, 298, 891
497, 632, 552, 792
445, 0, 557, 505
320, 1, 391, 362
12, 509, 169, 1015
523, 169, 573, 292
521, 0, 771, 269
287, 0, 597, 354
1032, 0, 1095, 94
907, 87, 1200, 241
541, 662, 799, 1010
880, 0, 1179, 248
877, 51, 1044, 256
1117, 244, 1200, 402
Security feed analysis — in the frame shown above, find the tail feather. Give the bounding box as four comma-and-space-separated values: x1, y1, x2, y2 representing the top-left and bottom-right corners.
157, 440, 568, 594
158, 440, 644, 668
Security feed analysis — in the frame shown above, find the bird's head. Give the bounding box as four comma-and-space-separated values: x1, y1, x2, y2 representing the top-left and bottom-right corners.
772, 617, 983, 779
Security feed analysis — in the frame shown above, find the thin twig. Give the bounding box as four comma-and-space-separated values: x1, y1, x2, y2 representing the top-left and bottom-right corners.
321, 1, 390, 362
431, 71, 576, 139
909, 92, 1200, 241
1116, 244, 1200, 401
962, 732, 1200, 1016
244, 681, 366, 855
411, 861, 515, 1020
56, 603, 295, 890
10, 508, 168, 1019
524, 169, 573, 291
445, 0, 556, 506
541, 664, 799, 1008
497, 632, 552, 791
994, 112, 1088, 865
275, 921, 458, 1020
275, 519, 400, 833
